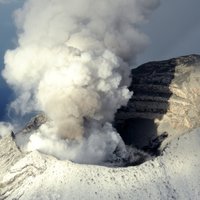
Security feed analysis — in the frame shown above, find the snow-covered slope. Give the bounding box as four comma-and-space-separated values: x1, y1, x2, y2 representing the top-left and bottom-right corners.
1, 128, 200, 200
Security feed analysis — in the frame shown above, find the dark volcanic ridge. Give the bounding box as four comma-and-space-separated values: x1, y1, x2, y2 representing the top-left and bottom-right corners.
115, 54, 200, 150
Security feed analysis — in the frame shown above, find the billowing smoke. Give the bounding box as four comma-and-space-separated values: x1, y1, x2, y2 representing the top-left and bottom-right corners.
0, 122, 13, 137
1, 0, 160, 164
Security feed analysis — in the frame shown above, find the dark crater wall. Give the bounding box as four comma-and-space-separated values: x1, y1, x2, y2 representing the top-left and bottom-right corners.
115, 54, 200, 149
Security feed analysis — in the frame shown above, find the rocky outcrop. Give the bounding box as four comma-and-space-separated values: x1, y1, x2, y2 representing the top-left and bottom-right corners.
18, 113, 47, 134
115, 54, 200, 148
0, 135, 23, 181
0, 136, 47, 199
14, 114, 48, 147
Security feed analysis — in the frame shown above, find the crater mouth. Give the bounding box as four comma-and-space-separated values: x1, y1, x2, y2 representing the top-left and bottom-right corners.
115, 118, 158, 149
113, 117, 168, 167
14, 113, 162, 168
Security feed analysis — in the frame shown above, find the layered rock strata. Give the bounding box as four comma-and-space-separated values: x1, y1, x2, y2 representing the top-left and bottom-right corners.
115, 54, 200, 148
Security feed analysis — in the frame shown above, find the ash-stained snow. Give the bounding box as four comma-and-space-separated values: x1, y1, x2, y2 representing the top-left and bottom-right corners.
1, 128, 200, 200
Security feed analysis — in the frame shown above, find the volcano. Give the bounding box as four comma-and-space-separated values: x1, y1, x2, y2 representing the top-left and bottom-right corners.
1, 55, 200, 199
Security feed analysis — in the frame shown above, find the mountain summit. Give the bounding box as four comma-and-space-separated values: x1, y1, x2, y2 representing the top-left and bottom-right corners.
1, 55, 200, 199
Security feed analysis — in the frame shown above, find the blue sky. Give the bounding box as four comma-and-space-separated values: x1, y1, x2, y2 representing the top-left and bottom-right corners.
138, 0, 200, 65
0, 1, 21, 120
0, 0, 200, 119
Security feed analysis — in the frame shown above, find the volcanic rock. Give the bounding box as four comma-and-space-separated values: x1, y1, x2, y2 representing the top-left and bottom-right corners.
14, 113, 48, 147
115, 54, 200, 148
19, 113, 47, 134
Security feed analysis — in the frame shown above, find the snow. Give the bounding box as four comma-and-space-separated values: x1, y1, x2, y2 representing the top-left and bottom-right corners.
1, 128, 200, 200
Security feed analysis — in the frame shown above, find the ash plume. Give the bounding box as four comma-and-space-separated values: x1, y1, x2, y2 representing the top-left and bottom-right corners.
1, 0, 160, 164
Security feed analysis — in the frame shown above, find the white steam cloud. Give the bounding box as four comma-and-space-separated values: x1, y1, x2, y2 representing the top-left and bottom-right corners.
1, 0, 160, 164
0, 122, 13, 137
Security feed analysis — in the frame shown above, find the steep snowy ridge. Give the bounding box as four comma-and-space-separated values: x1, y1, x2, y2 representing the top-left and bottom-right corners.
0, 135, 23, 180
1, 128, 200, 200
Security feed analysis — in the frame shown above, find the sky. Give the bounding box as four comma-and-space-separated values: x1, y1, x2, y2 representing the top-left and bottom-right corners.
0, 1, 20, 120
138, 0, 200, 65
0, 0, 200, 119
